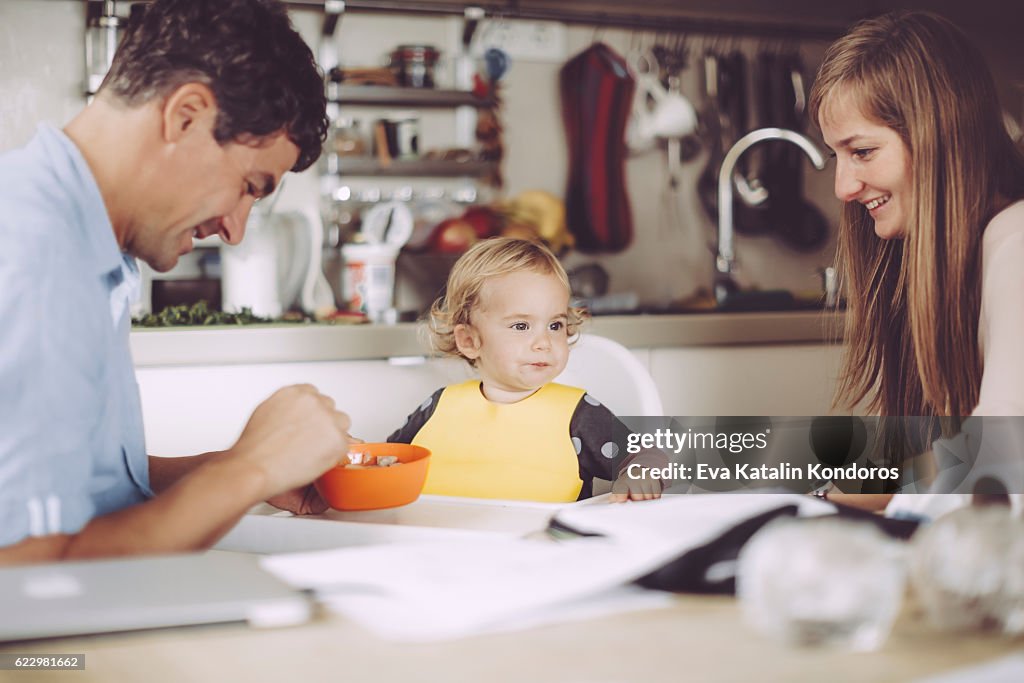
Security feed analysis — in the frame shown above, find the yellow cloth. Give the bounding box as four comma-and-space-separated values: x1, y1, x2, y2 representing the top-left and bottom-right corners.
413, 380, 586, 502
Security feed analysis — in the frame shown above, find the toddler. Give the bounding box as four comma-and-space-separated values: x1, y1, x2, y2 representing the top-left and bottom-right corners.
388, 237, 664, 503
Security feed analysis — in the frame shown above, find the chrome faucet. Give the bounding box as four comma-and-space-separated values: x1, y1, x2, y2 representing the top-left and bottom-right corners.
715, 127, 827, 303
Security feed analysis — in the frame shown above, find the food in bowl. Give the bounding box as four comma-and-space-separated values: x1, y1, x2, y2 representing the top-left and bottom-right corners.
343, 452, 400, 468
314, 443, 431, 511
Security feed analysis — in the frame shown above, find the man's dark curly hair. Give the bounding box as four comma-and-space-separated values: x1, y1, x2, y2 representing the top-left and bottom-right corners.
101, 0, 328, 171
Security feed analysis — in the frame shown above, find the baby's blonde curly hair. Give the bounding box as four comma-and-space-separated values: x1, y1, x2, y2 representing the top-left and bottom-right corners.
426, 237, 588, 364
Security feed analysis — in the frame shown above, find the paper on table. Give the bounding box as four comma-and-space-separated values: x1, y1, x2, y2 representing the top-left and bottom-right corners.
260, 534, 683, 642
259, 494, 824, 641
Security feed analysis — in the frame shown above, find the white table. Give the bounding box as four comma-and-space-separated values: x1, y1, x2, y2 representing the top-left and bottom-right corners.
2, 497, 1021, 682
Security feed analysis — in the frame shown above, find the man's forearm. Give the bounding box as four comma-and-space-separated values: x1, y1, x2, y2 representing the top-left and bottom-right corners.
148, 451, 225, 494
0, 456, 267, 564
67, 456, 267, 558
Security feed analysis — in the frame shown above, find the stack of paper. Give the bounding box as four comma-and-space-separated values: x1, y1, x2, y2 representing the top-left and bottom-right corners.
260, 493, 831, 641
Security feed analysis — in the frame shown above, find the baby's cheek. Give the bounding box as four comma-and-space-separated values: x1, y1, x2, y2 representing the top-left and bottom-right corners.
554, 351, 571, 373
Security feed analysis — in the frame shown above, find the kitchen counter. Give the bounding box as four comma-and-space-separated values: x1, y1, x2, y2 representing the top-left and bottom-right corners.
130, 310, 844, 367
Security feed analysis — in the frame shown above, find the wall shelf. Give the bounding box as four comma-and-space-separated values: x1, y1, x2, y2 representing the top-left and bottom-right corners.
334, 157, 497, 177
333, 85, 494, 108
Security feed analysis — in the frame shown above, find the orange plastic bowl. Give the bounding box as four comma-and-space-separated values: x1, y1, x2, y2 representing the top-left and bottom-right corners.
314, 443, 431, 511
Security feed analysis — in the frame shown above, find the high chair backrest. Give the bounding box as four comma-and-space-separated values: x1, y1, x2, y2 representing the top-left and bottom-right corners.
554, 334, 663, 416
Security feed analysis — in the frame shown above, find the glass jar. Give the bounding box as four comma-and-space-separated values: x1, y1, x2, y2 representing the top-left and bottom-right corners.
85, 1, 122, 97
738, 517, 906, 651
330, 117, 367, 157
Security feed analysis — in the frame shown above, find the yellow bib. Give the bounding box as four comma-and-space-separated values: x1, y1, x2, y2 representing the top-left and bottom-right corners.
413, 380, 586, 502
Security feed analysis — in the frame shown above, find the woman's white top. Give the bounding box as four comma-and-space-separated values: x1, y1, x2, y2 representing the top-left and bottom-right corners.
887, 200, 1024, 520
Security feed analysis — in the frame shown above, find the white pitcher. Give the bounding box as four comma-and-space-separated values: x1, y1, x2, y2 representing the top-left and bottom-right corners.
221, 208, 326, 319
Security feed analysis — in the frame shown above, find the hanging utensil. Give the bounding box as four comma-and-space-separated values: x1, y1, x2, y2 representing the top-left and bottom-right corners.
625, 49, 660, 155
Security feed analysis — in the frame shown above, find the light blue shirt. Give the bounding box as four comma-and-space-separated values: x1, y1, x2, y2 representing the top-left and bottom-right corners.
0, 124, 151, 546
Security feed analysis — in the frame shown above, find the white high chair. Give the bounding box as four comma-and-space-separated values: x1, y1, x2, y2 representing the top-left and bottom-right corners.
555, 334, 664, 416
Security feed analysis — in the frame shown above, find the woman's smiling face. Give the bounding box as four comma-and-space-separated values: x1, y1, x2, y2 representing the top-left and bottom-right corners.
819, 94, 913, 240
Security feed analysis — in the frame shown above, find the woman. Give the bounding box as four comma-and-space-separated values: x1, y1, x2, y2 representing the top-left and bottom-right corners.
808, 11, 1024, 513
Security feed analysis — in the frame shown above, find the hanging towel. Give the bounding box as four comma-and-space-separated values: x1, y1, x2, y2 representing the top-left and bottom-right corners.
560, 43, 636, 253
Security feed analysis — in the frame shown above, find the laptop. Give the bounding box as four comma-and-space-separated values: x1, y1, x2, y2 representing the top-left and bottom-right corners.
0, 550, 311, 642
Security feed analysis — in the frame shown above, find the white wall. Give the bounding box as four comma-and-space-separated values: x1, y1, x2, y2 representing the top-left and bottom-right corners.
0, 1, 84, 151
651, 343, 844, 416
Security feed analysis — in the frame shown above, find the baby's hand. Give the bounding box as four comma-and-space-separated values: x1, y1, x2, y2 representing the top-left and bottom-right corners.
609, 470, 663, 503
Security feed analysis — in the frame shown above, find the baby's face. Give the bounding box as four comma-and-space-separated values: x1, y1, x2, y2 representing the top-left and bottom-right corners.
459, 270, 571, 402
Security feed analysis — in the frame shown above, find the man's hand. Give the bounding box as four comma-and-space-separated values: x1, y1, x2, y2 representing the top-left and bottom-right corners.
610, 471, 663, 502
267, 485, 330, 515
228, 384, 352, 501
265, 434, 364, 515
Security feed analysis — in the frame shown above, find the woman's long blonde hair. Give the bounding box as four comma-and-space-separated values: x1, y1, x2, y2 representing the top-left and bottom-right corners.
809, 11, 1024, 419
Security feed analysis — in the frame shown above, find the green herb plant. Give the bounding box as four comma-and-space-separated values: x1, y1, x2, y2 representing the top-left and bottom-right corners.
132, 300, 276, 327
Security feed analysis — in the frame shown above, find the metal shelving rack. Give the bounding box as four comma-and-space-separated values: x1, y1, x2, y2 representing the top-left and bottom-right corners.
332, 85, 495, 108
334, 157, 496, 177
328, 84, 498, 178
318, 3, 497, 180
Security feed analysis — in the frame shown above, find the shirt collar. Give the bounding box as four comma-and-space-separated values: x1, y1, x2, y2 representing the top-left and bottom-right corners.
36, 123, 123, 277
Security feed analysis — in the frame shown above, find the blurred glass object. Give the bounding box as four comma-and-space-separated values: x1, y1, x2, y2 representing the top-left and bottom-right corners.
738, 517, 905, 651
330, 117, 368, 157
407, 192, 460, 251
909, 505, 1024, 634
85, 1, 122, 99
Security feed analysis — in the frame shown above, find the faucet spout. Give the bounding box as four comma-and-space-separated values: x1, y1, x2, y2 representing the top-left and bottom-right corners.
715, 127, 826, 302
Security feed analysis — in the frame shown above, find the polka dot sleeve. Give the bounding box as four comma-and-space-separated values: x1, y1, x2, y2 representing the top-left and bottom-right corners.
387, 387, 445, 444
568, 393, 632, 486
570, 394, 670, 499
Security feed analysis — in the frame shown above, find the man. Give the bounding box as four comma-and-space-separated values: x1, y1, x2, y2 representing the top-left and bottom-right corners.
0, 0, 350, 563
